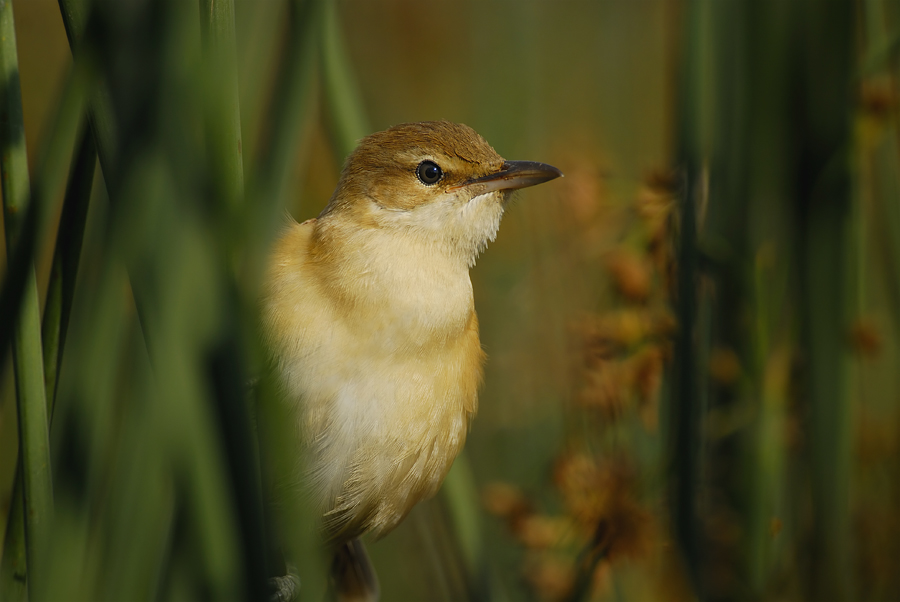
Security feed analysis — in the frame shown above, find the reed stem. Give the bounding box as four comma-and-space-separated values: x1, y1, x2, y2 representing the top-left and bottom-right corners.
0, 2, 53, 597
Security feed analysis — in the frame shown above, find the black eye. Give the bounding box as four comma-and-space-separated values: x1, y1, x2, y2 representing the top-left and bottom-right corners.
416, 160, 443, 185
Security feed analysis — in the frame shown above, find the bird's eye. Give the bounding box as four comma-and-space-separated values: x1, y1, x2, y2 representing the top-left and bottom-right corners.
416, 160, 443, 185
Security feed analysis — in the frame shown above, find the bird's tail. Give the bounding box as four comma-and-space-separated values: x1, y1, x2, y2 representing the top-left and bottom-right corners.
331, 538, 379, 602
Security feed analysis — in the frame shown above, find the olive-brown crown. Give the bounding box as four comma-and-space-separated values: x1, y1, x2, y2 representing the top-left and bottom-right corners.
321, 121, 506, 214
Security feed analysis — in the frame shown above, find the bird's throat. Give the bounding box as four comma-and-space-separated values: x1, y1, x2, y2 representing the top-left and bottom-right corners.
313, 216, 477, 348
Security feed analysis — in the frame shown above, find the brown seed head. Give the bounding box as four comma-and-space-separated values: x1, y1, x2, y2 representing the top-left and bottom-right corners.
606, 250, 652, 302
849, 318, 882, 357
709, 347, 742, 385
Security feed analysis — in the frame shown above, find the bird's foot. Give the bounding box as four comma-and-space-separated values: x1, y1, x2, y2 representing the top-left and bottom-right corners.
268, 564, 300, 602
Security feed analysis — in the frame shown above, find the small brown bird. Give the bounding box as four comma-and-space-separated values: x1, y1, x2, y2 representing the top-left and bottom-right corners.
262, 121, 561, 600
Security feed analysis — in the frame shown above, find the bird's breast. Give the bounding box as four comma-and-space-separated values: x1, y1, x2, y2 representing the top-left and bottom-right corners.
262, 219, 485, 540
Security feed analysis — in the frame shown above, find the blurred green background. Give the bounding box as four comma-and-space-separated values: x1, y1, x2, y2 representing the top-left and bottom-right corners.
0, 0, 894, 601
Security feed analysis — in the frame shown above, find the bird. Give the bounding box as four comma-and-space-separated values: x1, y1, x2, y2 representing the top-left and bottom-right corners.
261, 120, 562, 600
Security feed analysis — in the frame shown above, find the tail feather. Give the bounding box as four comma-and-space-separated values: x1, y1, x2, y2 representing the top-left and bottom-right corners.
331, 538, 379, 602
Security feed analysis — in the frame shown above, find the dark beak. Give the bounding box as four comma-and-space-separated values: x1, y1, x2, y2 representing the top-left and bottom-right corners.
453, 160, 563, 194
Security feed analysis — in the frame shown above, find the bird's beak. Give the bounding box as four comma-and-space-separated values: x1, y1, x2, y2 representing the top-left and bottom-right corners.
451, 160, 563, 195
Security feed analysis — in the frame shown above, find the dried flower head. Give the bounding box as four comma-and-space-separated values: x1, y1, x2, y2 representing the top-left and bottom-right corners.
606, 250, 653, 302
849, 318, 882, 357
482, 481, 532, 523
524, 554, 575, 601
709, 347, 741, 385
554, 454, 652, 561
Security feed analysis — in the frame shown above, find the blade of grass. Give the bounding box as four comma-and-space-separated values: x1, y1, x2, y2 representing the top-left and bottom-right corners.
0, 89, 84, 379
0, 1, 53, 597
56, 0, 118, 189
254, 0, 323, 202
793, 2, 855, 599
319, 0, 367, 161
741, 3, 795, 594
0, 463, 26, 602
53, 3, 263, 598
200, 1, 294, 597
2, 118, 94, 602
0, 188, 38, 388
41, 123, 96, 412
240, 17, 330, 588
56, 0, 89, 44
863, 4, 900, 595
0, 45, 91, 594
45, 2, 373, 600
442, 455, 489, 601
669, 0, 713, 594
199, 0, 244, 218
243, 0, 324, 282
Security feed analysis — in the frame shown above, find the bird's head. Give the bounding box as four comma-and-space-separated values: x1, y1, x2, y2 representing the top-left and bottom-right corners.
319, 121, 562, 267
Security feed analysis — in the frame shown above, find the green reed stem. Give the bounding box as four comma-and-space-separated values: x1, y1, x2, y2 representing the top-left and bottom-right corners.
56, 0, 117, 186
254, 0, 323, 206
41, 124, 96, 411
0, 24, 89, 602
795, 2, 854, 599
320, 0, 368, 161
669, 0, 711, 594
199, 0, 244, 217
238, 0, 323, 288
0, 1, 53, 598
0, 464, 26, 602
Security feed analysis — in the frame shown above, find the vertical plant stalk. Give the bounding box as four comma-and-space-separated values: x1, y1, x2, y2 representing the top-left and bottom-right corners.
0, 463, 26, 602
442, 455, 488, 600
671, 160, 701, 594
56, 0, 118, 188
319, 0, 368, 161
241, 0, 323, 285
795, 2, 855, 599
246, 7, 330, 589
1, 122, 94, 602
863, 2, 900, 595
253, 0, 322, 203
669, 0, 712, 594
199, 0, 244, 216
0, 0, 54, 597
198, 2, 271, 598
41, 124, 96, 410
